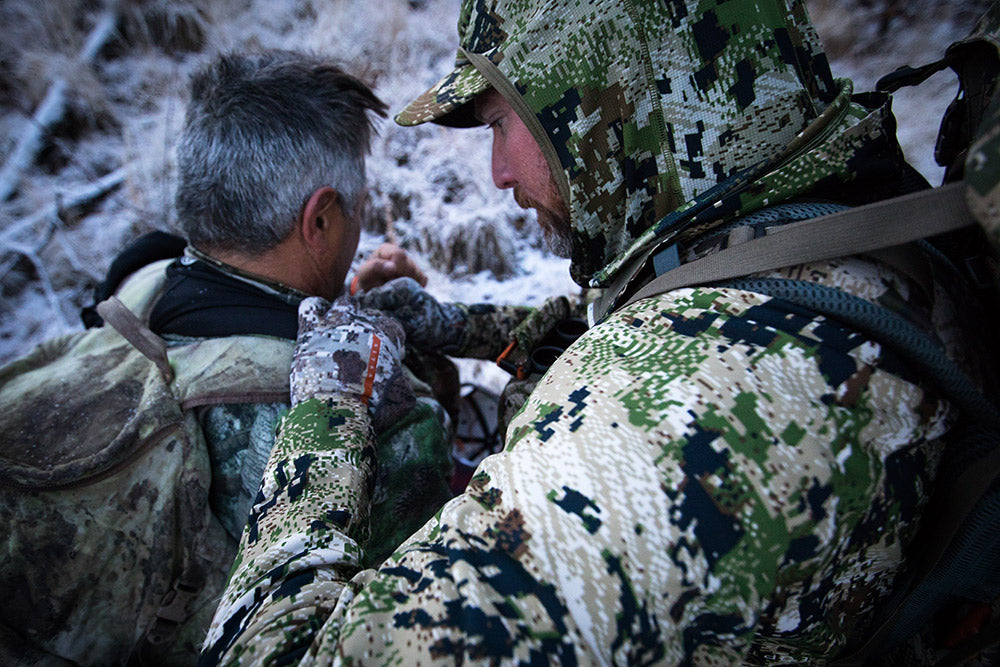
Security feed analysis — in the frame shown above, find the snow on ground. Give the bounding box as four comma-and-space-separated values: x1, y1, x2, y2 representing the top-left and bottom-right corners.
0, 0, 987, 376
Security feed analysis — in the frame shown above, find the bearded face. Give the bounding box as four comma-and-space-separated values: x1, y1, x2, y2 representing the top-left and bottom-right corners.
513, 180, 572, 258
475, 88, 575, 259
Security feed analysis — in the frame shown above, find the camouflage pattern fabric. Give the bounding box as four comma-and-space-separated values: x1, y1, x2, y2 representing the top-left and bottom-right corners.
359, 277, 469, 353
361, 275, 536, 360
397, 0, 874, 293
198, 0, 992, 663
201, 251, 976, 664
201, 400, 289, 541
494, 293, 589, 433
0, 258, 453, 665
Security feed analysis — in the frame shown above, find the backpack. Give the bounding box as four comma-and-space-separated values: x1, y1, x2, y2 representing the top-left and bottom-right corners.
597, 4, 1000, 664
0, 258, 294, 665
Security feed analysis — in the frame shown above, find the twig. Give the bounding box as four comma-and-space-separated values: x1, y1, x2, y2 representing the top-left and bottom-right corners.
3, 240, 70, 328
0, 167, 127, 246
52, 228, 101, 282
0, 8, 119, 202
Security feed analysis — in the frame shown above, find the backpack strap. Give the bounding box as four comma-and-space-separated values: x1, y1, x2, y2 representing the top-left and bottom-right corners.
602, 182, 999, 663
95, 296, 173, 382
607, 182, 973, 318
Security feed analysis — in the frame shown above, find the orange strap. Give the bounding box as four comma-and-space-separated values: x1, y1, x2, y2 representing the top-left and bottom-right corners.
361, 335, 381, 404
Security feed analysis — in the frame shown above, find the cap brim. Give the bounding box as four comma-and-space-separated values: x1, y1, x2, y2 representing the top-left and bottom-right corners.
394, 63, 490, 128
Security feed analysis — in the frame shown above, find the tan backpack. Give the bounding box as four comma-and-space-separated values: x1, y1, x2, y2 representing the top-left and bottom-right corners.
0, 259, 293, 665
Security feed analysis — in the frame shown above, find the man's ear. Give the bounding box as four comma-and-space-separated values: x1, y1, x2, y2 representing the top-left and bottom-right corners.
299, 186, 342, 252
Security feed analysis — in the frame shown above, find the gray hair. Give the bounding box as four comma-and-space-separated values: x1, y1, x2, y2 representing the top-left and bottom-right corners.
174, 50, 386, 253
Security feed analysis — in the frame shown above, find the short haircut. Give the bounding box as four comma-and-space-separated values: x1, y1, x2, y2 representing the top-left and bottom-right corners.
174, 50, 387, 254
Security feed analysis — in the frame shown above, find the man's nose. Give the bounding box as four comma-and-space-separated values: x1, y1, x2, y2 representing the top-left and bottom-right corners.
491, 140, 515, 190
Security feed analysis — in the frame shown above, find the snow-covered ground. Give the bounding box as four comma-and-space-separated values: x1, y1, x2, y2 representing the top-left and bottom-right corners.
0, 0, 988, 384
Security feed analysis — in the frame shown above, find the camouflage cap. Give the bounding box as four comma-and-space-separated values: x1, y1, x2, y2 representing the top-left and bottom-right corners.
395, 0, 509, 127
395, 52, 490, 127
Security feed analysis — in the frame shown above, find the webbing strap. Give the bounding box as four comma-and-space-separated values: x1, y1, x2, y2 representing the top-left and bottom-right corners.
96, 296, 174, 382
620, 183, 974, 311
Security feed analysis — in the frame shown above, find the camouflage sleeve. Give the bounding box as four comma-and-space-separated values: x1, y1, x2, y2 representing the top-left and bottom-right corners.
452, 302, 535, 359
364, 394, 454, 567
199, 394, 376, 665
454, 292, 587, 361
203, 283, 949, 665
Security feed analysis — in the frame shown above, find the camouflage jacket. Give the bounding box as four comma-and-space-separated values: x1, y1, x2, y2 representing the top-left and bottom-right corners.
201, 251, 980, 665
146, 253, 457, 565
201, 0, 993, 664
164, 252, 457, 556
0, 256, 453, 666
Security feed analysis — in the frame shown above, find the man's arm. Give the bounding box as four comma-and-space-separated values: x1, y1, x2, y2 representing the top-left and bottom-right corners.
359, 276, 549, 360
203, 284, 947, 664
199, 396, 375, 664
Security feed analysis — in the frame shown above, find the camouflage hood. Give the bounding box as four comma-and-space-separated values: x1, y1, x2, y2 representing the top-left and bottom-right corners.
399, 0, 904, 288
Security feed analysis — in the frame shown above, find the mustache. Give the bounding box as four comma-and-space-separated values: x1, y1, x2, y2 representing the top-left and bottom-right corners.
513, 187, 536, 211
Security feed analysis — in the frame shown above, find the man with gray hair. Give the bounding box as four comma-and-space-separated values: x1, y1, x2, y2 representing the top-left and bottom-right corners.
153, 49, 453, 557
0, 49, 453, 666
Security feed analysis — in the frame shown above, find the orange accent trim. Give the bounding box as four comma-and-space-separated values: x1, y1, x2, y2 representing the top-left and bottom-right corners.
496, 340, 526, 380
496, 340, 517, 365
350, 274, 361, 296
361, 335, 381, 405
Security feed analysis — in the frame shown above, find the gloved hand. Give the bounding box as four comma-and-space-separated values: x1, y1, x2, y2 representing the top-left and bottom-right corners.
290, 296, 406, 410
358, 277, 467, 354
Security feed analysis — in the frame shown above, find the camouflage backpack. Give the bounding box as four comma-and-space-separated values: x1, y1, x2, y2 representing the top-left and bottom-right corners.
612, 4, 1000, 664
0, 258, 293, 665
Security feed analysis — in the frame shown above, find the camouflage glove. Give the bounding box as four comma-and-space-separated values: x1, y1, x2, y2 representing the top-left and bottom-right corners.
359, 277, 467, 354
291, 296, 406, 412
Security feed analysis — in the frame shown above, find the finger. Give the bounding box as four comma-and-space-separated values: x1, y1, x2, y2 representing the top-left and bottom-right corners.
375, 242, 403, 259
355, 258, 397, 292
377, 244, 428, 287
407, 261, 428, 287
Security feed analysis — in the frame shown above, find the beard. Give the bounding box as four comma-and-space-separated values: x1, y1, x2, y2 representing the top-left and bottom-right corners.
514, 185, 572, 259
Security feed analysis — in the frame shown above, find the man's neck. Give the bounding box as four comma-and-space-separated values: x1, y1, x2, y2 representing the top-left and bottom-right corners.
188, 246, 314, 301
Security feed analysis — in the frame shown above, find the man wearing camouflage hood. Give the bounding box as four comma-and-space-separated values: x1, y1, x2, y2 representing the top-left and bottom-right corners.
200, 0, 994, 664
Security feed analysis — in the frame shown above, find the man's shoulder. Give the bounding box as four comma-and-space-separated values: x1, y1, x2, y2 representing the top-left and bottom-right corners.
516, 273, 927, 442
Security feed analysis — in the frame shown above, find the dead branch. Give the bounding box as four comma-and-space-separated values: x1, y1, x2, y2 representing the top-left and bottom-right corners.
0, 8, 119, 202
3, 239, 71, 329
0, 167, 126, 247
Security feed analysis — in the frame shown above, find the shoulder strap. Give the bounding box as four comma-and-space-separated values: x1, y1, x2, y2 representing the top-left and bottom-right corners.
615, 182, 973, 313
96, 296, 173, 382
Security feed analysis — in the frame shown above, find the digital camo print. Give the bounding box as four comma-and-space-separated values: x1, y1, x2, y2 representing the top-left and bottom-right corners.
199, 0, 993, 664
360, 276, 537, 360
0, 259, 453, 665
202, 253, 970, 665
396, 0, 882, 290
